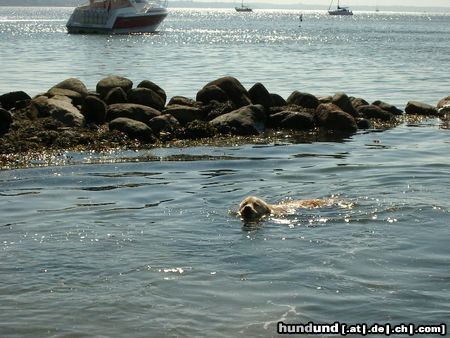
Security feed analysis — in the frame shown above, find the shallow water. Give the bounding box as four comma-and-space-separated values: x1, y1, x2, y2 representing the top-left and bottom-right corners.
1, 120, 449, 337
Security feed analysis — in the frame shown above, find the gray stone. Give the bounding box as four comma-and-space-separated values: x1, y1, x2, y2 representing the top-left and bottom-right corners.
357, 105, 394, 121
109, 117, 156, 142
0, 91, 31, 110
405, 101, 439, 116
104, 87, 128, 105
287, 91, 319, 109
48, 98, 85, 127
106, 103, 160, 124
127, 87, 165, 111
148, 114, 180, 134
81, 95, 107, 124
248, 82, 273, 109
331, 92, 359, 117
203, 76, 251, 108
372, 100, 403, 115
137, 80, 167, 104
47, 87, 84, 106
196, 85, 228, 104
210, 104, 266, 135
0, 108, 13, 133
97, 75, 133, 98
269, 111, 315, 130
163, 105, 206, 125
316, 103, 357, 132
52, 78, 88, 98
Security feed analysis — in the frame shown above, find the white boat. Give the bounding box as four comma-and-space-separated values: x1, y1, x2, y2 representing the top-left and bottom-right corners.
66, 0, 168, 34
235, 0, 252, 12
328, 0, 353, 15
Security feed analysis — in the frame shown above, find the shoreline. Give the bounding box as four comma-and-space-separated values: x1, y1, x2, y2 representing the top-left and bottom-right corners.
1, 75, 448, 169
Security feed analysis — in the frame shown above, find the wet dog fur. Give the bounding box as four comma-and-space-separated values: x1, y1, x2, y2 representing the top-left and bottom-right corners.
239, 195, 331, 222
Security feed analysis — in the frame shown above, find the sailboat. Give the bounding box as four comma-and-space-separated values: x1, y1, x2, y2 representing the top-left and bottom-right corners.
328, 0, 353, 16
235, 0, 252, 12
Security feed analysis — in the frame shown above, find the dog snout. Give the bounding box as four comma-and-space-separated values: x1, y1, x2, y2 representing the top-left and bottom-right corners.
241, 205, 255, 219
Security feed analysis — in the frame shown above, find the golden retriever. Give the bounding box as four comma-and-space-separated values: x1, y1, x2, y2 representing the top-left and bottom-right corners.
239, 195, 332, 222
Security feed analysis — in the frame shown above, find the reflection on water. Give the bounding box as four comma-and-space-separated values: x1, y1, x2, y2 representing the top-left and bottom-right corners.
1, 124, 449, 336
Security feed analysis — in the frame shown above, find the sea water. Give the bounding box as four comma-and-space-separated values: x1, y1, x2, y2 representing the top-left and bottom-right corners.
1, 6, 449, 338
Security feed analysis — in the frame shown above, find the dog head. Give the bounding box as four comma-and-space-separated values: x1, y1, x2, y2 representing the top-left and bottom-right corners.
239, 196, 272, 222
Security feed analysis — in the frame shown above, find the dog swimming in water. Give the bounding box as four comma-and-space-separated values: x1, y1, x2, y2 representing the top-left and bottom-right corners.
238, 195, 333, 222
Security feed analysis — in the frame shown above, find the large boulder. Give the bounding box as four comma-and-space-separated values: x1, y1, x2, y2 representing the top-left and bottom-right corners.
405, 101, 439, 116
203, 76, 251, 108
372, 100, 403, 115
29, 95, 50, 118
248, 83, 273, 109
52, 78, 88, 98
137, 80, 166, 104
350, 97, 370, 109
81, 95, 107, 124
331, 92, 359, 117
210, 104, 266, 135
287, 91, 319, 109
47, 87, 84, 106
48, 98, 85, 127
163, 105, 205, 125
0, 91, 31, 110
109, 117, 156, 143
96, 75, 133, 98
357, 105, 394, 121
0, 108, 13, 134
270, 93, 287, 107
104, 87, 128, 105
196, 85, 228, 104
269, 111, 314, 130
316, 103, 357, 132
127, 87, 165, 111
106, 103, 160, 124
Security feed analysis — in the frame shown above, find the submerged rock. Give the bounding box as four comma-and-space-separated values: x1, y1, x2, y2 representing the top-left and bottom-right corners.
109, 117, 156, 143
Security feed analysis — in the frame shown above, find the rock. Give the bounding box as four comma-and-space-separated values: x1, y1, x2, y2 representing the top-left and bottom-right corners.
163, 105, 206, 125
96, 75, 133, 98
47, 87, 84, 106
81, 95, 107, 124
318, 96, 333, 104
106, 103, 161, 124
248, 83, 273, 109
127, 87, 165, 111
168, 96, 199, 107
204, 100, 235, 121
357, 118, 371, 129
104, 87, 128, 105
270, 93, 287, 107
287, 91, 319, 109
351, 97, 370, 109
0, 108, 13, 134
137, 80, 167, 104
269, 111, 315, 130
109, 117, 156, 143
175, 120, 218, 140
0, 91, 31, 110
30, 96, 50, 118
52, 78, 88, 98
372, 100, 403, 115
437, 96, 450, 109
48, 98, 85, 127
196, 85, 228, 104
148, 114, 180, 134
316, 103, 357, 132
203, 76, 251, 108
405, 101, 439, 116
210, 104, 266, 135
357, 105, 394, 121
331, 92, 359, 117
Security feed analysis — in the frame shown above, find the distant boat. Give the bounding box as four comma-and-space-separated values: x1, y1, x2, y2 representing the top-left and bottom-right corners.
328, 0, 353, 16
235, 0, 252, 12
66, 0, 168, 34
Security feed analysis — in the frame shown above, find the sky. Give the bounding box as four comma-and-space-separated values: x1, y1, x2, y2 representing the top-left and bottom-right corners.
204, 0, 450, 7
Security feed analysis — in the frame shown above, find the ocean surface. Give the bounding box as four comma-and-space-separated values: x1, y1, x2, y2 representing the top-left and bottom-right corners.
1, 6, 450, 338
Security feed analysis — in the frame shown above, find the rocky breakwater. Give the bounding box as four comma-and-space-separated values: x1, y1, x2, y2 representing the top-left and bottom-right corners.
0, 75, 448, 156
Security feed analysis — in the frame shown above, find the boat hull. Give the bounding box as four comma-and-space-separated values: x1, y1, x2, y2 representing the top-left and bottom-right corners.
328, 9, 353, 15
66, 5, 168, 34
